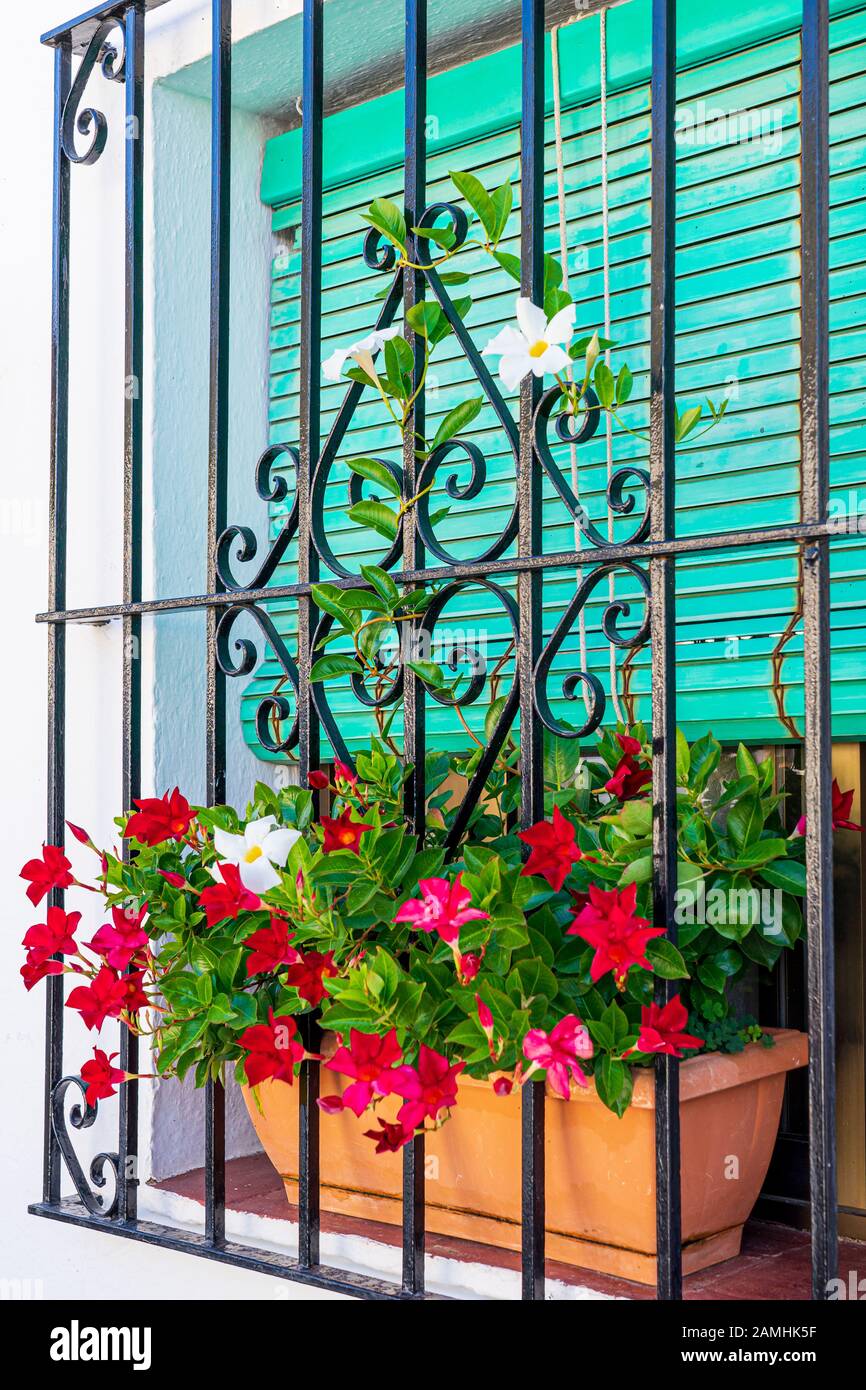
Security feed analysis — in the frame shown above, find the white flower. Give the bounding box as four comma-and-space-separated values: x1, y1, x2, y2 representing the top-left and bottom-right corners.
482, 297, 576, 391
322, 326, 402, 384
212, 816, 300, 894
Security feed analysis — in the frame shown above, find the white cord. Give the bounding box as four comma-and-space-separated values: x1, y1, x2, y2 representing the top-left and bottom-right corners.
600, 10, 627, 726
551, 24, 592, 717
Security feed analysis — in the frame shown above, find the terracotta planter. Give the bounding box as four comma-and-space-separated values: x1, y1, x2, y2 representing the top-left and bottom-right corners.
242, 1027, 808, 1284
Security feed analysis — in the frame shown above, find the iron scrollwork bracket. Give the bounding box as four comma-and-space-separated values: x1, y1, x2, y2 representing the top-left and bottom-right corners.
51, 1075, 121, 1218
60, 20, 127, 166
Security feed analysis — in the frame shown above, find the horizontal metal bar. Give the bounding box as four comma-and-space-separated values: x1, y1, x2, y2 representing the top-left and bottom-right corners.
29, 1199, 448, 1299
41, 0, 171, 52
35, 520, 847, 624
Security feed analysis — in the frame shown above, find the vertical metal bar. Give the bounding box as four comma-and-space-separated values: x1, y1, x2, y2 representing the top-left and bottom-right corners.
801, 0, 836, 1301
44, 37, 71, 1207
518, 0, 546, 1302
649, 0, 682, 1302
205, 0, 231, 1248
119, 0, 145, 1224
297, 0, 324, 1269
401, 0, 428, 1297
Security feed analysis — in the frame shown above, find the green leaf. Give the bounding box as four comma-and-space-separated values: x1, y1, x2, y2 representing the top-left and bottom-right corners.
616, 364, 633, 405
347, 500, 399, 540
689, 733, 721, 792
406, 301, 442, 339
346, 456, 401, 499
646, 938, 690, 980
450, 170, 497, 239
489, 180, 513, 241
409, 659, 446, 688
595, 1057, 633, 1118
412, 223, 456, 250
759, 858, 807, 896
309, 654, 358, 682
438, 270, 470, 286
311, 582, 359, 627
619, 854, 653, 887
735, 743, 760, 782
727, 792, 765, 850
361, 197, 406, 253
431, 397, 483, 452
676, 729, 690, 785
360, 564, 400, 607
593, 362, 615, 408
675, 404, 702, 442
493, 250, 521, 283
731, 837, 789, 868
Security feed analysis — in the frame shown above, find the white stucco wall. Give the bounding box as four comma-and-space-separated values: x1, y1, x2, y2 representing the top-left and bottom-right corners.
0, 0, 329, 1303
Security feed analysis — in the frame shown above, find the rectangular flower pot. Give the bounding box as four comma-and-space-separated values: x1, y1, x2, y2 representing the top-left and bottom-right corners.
242, 1027, 808, 1284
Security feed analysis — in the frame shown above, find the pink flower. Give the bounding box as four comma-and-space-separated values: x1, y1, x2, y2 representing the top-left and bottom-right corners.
390, 1045, 464, 1130
630, 996, 704, 1059
333, 760, 358, 790
459, 951, 483, 982
80, 1048, 126, 1106
393, 873, 488, 947
86, 902, 149, 971
522, 1015, 593, 1099
518, 805, 584, 891
324, 1028, 403, 1116
568, 881, 665, 986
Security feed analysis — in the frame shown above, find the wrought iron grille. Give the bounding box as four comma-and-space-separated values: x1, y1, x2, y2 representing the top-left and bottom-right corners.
32, 0, 840, 1301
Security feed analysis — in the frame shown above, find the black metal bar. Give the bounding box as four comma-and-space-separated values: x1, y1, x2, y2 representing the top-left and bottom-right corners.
118, 0, 145, 1225
297, 0, 324, 1269
44, 37, 72, 1208
801, 0, 836, 1302
650, 0, 682, 1303
36, 519, 843, 627
30, 1199, 451, 1299
205, 0, 231, 1250
519, 0, 546, 1303
401, 0, 428, 1298
40, 0, 171, 53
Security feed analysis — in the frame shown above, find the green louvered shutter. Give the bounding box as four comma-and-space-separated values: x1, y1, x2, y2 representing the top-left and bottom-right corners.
242, 3, 866, 761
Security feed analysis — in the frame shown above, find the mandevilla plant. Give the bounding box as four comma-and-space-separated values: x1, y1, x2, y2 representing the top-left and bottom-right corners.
22, 730, 857, 1148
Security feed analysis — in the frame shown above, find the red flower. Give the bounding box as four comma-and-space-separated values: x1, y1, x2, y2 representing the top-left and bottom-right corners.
476, 994, 494, 1036
124, 788, 194, 847
518, 805, 583, 891
522, 1015, 593, 1099
80, 1048, 126, 1107
390, 1045, 464, 1130
239, 1010, 304, 1088
307, 769, 329, 790
796, 778, 863, 836
87, 903, 149, 971
66, 820, 93, 846
285, 949, 338, 1006
333, 760, 358, 790
119, 971, 149, 1016
631, 996, 704, 1058
363, 1118, 414, 1153
20, 844, 73, 907
244, 915, 298, 976
320, 805, 371, 855
393, 873, 488, 947
568, 881, 666, 986
22, 906, 80, 964
158, 869, 187, 889
459, 951, 483, 982
493, 1074, 514, 1097
605, 733, 652, 801
20, 956, 64, 991
198, 862, 262, 928
66, 966, 130, 1031
325, 1028, 403, 1116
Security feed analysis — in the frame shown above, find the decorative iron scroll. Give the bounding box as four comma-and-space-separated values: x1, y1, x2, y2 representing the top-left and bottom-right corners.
218, 196, 654, 768
533, 560, 651, 739
51, 1076, 120, 1218
60, 20, 126, 166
